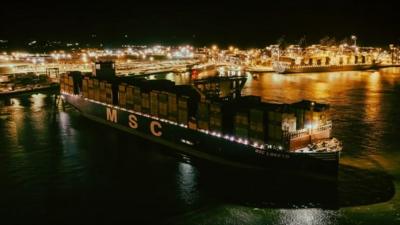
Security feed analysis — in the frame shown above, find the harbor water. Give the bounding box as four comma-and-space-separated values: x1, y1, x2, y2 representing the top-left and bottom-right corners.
1, 68, 400, 224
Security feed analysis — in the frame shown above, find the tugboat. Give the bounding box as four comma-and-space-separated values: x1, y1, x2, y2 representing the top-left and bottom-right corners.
60, 61, 342, 177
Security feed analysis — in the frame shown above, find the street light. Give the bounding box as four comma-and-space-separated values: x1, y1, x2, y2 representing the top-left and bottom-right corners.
351, 35, 357, 47
309, 101, 315, 135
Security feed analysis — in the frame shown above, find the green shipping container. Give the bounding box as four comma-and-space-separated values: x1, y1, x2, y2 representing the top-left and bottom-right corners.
150, 91, 159, 117
249, 109, 265, 143
209, 113, 222, 132
105, 83, 113, 105
197, 102, 210, 130
118, 91, 126, 107
158, 92, 168, 119
234, 112, 249, 139
99, 81, 107, 103
178, 96, 189, 125
133, 86, 142, 112
88, 79, 94, 99
167, 93, 177, 122
178, 108, 188, 125
141, 93, 150, 114
126, 86, 134, 110
93, 79, 100, 101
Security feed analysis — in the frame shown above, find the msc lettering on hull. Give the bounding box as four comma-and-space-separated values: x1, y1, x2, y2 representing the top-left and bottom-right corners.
129, 114, 138, 129
150, 121, 162, 137
106, 108, 118, 123
106, 107, 162, 137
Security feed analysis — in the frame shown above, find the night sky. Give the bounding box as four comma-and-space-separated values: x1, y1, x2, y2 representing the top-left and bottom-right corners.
1, 0, 399, 48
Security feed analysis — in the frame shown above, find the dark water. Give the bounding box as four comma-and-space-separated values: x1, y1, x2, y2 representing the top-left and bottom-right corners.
1, 68, 400, 225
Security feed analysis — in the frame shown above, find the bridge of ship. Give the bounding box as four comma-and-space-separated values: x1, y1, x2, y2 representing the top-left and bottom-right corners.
192, 75, 247, 99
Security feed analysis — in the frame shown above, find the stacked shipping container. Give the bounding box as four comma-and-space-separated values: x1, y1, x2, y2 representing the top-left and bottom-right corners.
197, 101, 210, 130
118, 83, 127, 108
63, 74, 330, 149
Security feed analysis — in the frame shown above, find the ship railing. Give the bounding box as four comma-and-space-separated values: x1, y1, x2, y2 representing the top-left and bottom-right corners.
285, 129, 308, 139
314, 122, 332, 132
286, 122, 332, 139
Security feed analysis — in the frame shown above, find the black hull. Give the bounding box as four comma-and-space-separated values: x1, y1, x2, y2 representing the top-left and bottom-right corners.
62, 93, 340, 178
274, 64, 378, 74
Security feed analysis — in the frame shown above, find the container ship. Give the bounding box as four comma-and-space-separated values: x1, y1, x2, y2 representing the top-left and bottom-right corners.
60, 61, 342, 176
272, 44, 380, 74
272, 58, 379, 74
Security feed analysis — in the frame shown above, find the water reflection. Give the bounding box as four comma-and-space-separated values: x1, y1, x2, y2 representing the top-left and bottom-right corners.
243, 71, 382, 103
177, 162, 199, 205
30, 93, 46, 110
364, 71, 381, 121
1, 97, 24, 149
278, 208, 336, 225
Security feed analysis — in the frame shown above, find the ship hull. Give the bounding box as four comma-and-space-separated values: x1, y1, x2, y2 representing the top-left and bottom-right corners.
62, 93, 340, 178
273, 63, 378, 74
